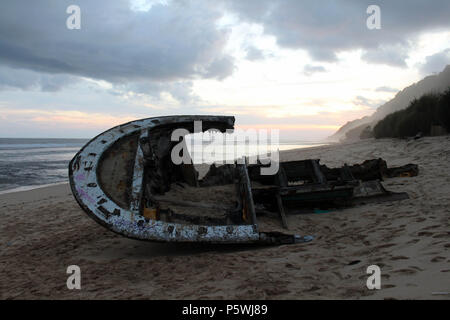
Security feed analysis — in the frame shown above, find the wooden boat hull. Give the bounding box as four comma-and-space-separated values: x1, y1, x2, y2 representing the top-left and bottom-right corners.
69, 115, 410, 245
68, 116, 299, 244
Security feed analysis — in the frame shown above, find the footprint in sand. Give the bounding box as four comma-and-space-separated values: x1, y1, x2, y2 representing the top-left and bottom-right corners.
417, 231, 433, 237
304, 285, 320, 292
285, 263, 297, 269
381, 274, 391, 280
390, 256, 409, 261
421, 225, 442, 230
431, 256, 446, 263
433, 232, 450, 239
393, 268, 418, 275
375, 243, 396, 249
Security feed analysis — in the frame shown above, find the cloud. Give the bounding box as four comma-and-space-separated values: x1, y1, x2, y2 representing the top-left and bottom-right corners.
111, 80, 199, 104
0, 65, 79, 92
361, 45, 410, 68
245, 46, 266, 61
419, 48, 450, 75
0, 0, 235, 99
224, 0, 450, 66
375, 86, 399, 93
303, 64, 327, 76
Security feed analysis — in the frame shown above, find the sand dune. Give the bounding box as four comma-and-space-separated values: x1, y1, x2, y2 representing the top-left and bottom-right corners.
1, 136, 449, 299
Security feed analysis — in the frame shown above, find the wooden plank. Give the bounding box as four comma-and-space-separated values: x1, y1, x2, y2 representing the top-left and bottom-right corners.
239, 157, 257, 226
311, 159, 327, 184
276, 194, 289, 229
340, 164, 355, 182
275, 166, 288, 187
279, 183, 351, 195
130, 129, 148, 213
153, 197, 231, 210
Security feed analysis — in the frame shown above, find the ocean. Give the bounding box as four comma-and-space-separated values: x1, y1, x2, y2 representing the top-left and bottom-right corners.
0, 138, 87, 193
0, 138, 325, 194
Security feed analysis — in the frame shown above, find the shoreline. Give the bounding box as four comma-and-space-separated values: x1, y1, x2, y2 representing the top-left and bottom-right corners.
0, 181, 67, 196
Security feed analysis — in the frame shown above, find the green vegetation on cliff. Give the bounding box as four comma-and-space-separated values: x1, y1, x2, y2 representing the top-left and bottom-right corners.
373, 88, 450, 138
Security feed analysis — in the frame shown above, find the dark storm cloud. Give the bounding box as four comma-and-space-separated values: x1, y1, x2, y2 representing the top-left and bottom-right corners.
2, 0, 450, 98
0, 66, 79, 92
0, 0, 234, 96
225, 0, 450, 66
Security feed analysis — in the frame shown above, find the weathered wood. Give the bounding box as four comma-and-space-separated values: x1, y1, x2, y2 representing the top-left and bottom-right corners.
97, 132, 139, 209
275, 166, 288, 187
130, 129, 148, 213
340, 164, 355, 182
279, 183, 350, 195
276, 194, 289, 229
238, 157, 257, 226
70, 113, 413, 245
311, 159, 327, 184
386, 164, 419, 178
153, 197, 231, 210
281, 160, 313, 182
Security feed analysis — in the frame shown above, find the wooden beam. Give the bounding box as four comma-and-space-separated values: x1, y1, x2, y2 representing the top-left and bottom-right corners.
130, 129, 148, 213
239, 157, 257, 226
311, 159, 327, 184
153, 197, 231, 210
276, 194, 289, 229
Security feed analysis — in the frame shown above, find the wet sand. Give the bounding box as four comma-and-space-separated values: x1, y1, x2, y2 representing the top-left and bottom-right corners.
1, 136, 449, 299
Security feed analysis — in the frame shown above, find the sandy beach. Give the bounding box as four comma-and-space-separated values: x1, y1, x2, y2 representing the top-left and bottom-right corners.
1, 136, 449, 300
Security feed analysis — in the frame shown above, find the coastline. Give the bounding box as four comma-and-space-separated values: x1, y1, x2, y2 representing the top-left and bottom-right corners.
1, 136, 449, 299
0, 182, 68, 196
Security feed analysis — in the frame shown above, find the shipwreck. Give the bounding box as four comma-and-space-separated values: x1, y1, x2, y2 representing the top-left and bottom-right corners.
69, 115, 417, 244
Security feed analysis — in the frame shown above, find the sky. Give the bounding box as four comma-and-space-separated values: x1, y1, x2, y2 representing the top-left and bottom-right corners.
1, 0, 450, 140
